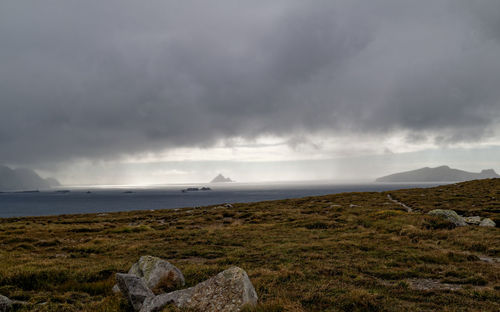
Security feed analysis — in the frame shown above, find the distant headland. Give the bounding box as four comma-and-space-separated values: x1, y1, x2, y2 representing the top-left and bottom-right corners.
376, 165, 500, 182
0, 165, 60, 191
210, 174, 234, 183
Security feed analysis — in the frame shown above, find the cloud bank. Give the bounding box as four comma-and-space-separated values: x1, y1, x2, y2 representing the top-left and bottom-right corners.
1, 0, 499, 166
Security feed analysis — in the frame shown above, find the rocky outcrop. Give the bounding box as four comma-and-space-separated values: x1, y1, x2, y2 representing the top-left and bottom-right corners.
141, 266, 258, 312
113, 256, 185, 294
428, 209, 467, 227
115, 258, 258, 312
0, 295, 12, 312
116, 273, 154, 311
479, 218, 496, 227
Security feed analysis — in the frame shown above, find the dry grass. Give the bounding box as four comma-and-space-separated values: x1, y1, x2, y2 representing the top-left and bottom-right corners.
0, 179, 499, 311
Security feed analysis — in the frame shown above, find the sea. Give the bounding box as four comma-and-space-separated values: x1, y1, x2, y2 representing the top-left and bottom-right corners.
0, 182, 445, 218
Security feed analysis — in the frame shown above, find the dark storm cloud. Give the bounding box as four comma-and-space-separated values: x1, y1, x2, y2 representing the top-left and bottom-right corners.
1, 0, 499, 165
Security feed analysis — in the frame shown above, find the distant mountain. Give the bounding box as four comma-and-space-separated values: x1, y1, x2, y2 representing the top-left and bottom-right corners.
45, 177, 61, 187
376, 166, 500, 183
0, 165, 60, 191
210, 174, 234, 183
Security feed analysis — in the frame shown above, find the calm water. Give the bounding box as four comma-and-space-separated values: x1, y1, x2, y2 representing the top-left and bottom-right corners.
0, 182, 444, 218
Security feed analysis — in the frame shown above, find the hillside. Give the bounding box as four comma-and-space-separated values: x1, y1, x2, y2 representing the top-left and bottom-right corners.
0, 165, 60, 191
376, 165, 500, 182
0, 179, 498, 311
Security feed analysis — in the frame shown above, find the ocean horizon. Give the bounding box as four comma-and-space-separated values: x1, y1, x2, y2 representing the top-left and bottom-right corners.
0, 181, 446, 218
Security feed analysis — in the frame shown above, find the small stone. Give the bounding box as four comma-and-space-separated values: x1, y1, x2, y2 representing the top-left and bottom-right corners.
479, 218, 496, 227
478, 256, 500, 263
0, 295, 13, 312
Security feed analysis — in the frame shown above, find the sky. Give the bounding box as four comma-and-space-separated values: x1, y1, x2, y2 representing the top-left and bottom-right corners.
1, 0, 499, 185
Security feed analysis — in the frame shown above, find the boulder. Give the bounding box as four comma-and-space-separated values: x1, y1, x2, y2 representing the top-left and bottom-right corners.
427, 209, 467, 227
479, 218, 496, 227
463, 216, 481, 225
116, 273, 154, 311
0, 295, 12, 312
141, 266, 258, 312
114, 256, 185, 293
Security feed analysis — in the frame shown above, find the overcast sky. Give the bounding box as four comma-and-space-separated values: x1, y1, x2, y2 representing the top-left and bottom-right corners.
1, 0, 499, 184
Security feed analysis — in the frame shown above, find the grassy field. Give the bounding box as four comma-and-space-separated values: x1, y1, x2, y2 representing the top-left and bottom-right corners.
0, 179, 499, 311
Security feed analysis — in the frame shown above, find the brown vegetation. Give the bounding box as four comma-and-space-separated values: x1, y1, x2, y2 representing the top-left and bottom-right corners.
0, 179, 499, 311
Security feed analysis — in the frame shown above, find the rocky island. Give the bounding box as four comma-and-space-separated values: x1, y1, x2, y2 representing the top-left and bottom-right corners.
210, 174, 234, 183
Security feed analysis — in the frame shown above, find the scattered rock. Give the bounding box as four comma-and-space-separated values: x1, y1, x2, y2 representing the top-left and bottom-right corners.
114, 256, 185, 294
387, 194, 413, 212
141, 266, 258, 312
225, 203, 233, 208
116, 273, 154, 311
427, 209, 467, 227
479, 218, 496, 227
478, 256, 500, 263
0, 295, 12, 312
463, 216, 481, 225
406, 278, 462, 291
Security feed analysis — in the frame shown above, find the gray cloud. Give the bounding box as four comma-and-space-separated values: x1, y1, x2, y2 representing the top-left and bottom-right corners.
1, 0, 499, 166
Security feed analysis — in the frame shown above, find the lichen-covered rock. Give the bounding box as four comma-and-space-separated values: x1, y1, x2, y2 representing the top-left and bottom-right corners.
0, 295, 12, 312
116, 273, 154, 311
463, 216, 481, 225
130, 256, 185, 290
479, 218, 496, 227
141, 266, 258, 312
113, 256, 185, 293
428, 209, 467, 227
